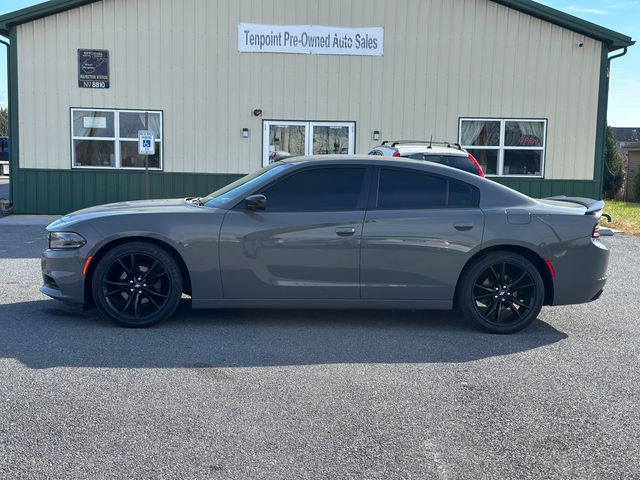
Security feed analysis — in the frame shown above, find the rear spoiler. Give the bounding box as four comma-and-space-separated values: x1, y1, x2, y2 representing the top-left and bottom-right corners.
544, 196, 605, 215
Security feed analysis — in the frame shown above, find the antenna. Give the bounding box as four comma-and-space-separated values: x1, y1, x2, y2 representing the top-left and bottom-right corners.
428, 135, 433, 149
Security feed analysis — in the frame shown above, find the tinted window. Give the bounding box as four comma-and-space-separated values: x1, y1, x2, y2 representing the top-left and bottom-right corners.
378, 169, 447, 209
377, 169, 479, 209
261, 167, 366, 212
449, 180, 478, 207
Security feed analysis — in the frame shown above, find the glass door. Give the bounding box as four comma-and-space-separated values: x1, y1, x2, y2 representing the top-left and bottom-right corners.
263, 121, 355, 166
309, 122, 355, 156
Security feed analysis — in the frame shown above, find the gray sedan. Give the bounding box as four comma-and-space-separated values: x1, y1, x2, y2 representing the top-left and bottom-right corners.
41, 156, 610, 333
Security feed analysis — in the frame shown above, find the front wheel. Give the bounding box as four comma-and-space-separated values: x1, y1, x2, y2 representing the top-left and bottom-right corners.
92, 242, 183, 327
458, 252, 545, 334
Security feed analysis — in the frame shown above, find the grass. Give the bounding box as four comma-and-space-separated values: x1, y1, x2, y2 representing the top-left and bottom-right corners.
604, 201, 640, 236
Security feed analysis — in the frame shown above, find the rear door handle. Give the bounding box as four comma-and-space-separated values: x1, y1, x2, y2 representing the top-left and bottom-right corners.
335, 227, 356, 237
453, 222, 474, 231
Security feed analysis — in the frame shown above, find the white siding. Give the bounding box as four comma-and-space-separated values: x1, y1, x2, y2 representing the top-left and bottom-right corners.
17, 0, 602, 179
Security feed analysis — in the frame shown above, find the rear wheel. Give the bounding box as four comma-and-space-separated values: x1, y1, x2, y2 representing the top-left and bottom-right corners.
458, 251, 544, 334
92, 242, 183, 327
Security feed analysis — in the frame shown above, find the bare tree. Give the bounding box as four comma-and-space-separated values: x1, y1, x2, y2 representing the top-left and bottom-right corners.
0, 107, 8, 137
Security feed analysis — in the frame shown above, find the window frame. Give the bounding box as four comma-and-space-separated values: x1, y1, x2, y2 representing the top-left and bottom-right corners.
458, 117, 547, 178
372, 167, 480, 210
70, 107, 163, 170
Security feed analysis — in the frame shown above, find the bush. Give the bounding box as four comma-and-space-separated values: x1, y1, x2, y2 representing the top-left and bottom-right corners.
603, 126, 623, 199
634, 171, 640, 202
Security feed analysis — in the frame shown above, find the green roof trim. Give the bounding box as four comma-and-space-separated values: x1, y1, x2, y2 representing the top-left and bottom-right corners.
492, 0, 634, 50
0, 0, 635, 49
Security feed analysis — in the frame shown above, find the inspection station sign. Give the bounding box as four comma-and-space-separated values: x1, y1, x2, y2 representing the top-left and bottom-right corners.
238, 23, 384, 56
78, 49, 110, 89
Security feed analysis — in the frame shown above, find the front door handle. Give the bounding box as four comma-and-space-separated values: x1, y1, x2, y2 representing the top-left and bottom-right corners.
335, 227, 356, 237
453, 222, 474, 231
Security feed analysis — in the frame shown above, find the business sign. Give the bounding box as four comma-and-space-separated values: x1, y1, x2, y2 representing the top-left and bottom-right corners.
78, 49, 110, 89
138, 130, 155, 155
238, 23, 383, 56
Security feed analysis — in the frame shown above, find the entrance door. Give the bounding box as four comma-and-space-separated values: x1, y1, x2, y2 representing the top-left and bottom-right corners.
263, 121, 355, 166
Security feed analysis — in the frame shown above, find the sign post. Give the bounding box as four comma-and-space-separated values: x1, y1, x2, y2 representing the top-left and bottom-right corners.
138, 114, 154, 199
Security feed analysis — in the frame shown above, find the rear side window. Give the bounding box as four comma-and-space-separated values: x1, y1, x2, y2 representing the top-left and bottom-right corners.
377, 168, 479, 209
260, 167, 366, 212
406, 154, 476, 174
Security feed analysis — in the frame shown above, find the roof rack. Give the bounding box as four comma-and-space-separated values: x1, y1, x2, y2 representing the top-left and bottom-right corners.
381, 140, 463, 150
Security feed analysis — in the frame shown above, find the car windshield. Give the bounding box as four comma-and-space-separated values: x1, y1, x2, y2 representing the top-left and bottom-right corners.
202, 162, 290, 208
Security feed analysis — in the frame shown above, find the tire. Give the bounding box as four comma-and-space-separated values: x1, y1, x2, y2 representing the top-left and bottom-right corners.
92, 242, 183, 328
457, 251, 545, 334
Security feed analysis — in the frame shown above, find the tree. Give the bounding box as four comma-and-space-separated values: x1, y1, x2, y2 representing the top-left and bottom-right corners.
603, 126, 622, 199
0, 107, 7, 137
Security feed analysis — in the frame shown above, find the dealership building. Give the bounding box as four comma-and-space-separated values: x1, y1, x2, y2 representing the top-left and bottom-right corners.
0, 0, 634, 214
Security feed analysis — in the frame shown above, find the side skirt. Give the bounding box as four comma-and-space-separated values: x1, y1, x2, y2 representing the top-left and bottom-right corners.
191, 299, 453, 310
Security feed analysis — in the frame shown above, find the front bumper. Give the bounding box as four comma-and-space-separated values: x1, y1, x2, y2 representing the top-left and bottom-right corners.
551, 237, 610, 306
40, 248, 87, 304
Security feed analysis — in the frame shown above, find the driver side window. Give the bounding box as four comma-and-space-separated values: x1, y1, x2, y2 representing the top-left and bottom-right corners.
259, 167, 367, 212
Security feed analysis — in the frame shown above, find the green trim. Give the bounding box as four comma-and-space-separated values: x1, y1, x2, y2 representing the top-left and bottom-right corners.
592, 44, 609, 200
8, 27, 18, 202
492, 178, 600, 199
11, 169, 244, 214
10, 168, 601, 214
0, 0, 97, 35
492, 0, 634, 50
0, 0, 634, 49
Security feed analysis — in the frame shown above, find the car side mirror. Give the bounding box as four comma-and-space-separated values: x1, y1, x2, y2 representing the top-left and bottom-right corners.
244, 194, 266, 210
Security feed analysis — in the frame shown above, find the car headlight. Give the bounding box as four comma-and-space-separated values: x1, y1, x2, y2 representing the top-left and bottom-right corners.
49, 231, 87, 250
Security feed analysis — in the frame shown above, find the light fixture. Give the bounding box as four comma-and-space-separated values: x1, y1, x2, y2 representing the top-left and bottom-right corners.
372, 130, 381, 141
242, 128, 250, 138
253, 109, 263, 117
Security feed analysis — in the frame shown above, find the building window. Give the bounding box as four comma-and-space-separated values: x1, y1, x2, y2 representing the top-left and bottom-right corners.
71, 108, 162, 169
459, 118, 546, 177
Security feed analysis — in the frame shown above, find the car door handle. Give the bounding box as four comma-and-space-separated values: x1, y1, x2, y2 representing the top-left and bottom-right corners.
453, 222, 474, 231
335, 227, 357, 237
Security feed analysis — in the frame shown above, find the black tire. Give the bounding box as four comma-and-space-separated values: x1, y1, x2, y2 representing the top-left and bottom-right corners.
92, 242, 183, 328
457, 251, 545, 334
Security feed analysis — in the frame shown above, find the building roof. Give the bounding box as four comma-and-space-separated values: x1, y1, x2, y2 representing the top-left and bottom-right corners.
0, 0, 635, 50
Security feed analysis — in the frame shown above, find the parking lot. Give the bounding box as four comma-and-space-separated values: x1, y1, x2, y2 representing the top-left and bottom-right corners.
0, 224, 638, 479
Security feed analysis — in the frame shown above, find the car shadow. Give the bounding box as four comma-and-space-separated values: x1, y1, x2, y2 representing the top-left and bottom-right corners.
0, 299, 568, 369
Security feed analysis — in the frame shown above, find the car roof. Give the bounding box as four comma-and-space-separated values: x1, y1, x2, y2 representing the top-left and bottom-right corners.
372, 144, 468, 156
281, 155, 475, 180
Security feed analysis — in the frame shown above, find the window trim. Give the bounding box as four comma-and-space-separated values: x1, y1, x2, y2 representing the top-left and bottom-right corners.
458, 117, 547, 178
70, 107, 163, 170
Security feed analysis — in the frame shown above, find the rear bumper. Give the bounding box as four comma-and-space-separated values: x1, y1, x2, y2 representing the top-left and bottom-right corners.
550, 237, 609, 306
40, 249, 86, 305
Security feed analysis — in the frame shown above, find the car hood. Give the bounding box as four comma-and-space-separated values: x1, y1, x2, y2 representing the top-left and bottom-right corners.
47, 198, 204, 229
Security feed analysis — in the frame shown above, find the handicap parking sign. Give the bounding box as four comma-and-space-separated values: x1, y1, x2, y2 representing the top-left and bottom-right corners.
138, 130, 155, 155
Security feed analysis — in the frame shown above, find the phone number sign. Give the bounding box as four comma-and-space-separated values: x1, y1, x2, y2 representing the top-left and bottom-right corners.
78, 49, 110, 89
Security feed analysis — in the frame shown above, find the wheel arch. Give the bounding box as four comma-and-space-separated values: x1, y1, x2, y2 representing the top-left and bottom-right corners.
454, 244, 554, 307
83, 236, 193, 306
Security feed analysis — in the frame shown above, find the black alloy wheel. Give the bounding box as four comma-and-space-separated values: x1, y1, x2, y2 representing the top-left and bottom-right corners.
92, 242, 183, 327
458, 251, 545, 334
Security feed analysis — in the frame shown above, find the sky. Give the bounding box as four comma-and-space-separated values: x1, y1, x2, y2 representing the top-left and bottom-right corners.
0, 0, 638, 126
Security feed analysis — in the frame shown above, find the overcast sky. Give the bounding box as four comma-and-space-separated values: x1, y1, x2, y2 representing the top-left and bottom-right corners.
0, 0, 638, 126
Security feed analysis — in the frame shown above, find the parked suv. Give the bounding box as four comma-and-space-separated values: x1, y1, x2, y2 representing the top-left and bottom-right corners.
368, 140, 484, 176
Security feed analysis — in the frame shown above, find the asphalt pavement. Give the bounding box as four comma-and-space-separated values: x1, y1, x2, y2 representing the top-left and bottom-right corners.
0, 225, 638, 479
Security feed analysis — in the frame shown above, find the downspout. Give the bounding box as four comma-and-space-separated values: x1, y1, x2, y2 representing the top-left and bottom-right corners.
0, 35, 9, 207
604, 46, 629, 198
